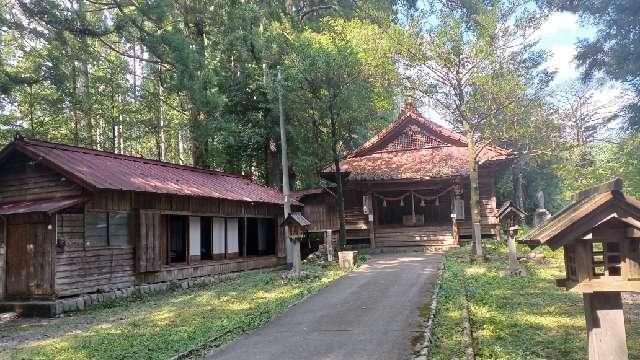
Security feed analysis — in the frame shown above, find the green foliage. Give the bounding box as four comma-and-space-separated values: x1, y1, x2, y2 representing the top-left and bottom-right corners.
0, 264, 348, 360
539, 0, 640, 130
0, 0, 404, 188
431, 243, 640, 359
554, 133, 640, 200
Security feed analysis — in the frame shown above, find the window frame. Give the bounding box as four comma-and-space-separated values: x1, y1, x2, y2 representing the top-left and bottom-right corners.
85, 210, 131, 248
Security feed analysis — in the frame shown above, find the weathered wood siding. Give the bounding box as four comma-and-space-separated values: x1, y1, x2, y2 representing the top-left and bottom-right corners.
55, 247, 135, 297
55, 212, 135, 297
5, 214, 56, 299
137, 210, 161, 272
0, 153, 82, 204
301, 194, 338, 232
0, 219, 5, 299
136, 256, 283, 284
85, 191, 285, 218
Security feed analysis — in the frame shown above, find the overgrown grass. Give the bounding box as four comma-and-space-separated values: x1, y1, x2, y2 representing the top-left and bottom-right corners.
0, 264, 347, 360
430, 241, 640, 360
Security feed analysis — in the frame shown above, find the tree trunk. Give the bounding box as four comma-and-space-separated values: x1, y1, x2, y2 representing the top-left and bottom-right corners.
513, 162, 525, 211
265, 139, 281, 188
463, 120, 483, 257
178, 124, 186, 165
157, 77, 166, 161
330, 110, 347, 250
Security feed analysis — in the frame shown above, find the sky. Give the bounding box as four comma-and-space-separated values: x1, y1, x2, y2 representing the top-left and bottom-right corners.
420, 11, 630, 135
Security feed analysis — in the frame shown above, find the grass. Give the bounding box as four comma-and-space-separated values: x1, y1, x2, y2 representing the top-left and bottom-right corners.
430, 241, 640, 360
0, 263, 348, 360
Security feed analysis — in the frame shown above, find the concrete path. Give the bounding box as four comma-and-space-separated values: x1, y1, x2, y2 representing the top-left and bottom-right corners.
206, 253, 443, 360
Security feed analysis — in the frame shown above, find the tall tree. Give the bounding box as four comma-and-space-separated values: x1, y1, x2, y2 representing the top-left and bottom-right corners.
404, 0, 552, 256
285, 18, 399, 248
539, 0, 640, 130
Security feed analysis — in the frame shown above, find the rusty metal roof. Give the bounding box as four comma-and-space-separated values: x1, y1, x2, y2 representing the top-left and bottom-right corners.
8, 139, 288, 205
0, 196, 87, 215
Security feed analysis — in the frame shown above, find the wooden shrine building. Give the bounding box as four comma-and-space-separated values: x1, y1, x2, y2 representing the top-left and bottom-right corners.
296, 105, 513, 250
0, 136, 289, 315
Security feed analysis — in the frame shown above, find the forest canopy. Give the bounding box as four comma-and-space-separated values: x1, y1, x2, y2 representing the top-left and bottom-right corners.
1, 0, 639, 219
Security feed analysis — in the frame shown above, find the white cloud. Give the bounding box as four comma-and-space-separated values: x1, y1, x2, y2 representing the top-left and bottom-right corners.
544, 44, 578, 83
533, 11, 579, 40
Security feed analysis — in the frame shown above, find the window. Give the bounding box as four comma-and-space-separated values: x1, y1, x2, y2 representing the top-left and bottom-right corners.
85, 211, 130, 247
591, 240, 622, 277
168, 215, 188, 263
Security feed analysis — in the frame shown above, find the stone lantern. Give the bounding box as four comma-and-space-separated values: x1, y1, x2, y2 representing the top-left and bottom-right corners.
522, 178, 640, 359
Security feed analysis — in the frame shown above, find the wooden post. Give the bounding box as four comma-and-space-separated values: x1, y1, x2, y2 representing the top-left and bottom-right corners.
507, 233, 518, 272
242, 217, 247, 257
293, 239, 301, 275
452, 218, 459, 246
583, 292, 628, 360
278, 67, 294, 268
325, 229, 333, 262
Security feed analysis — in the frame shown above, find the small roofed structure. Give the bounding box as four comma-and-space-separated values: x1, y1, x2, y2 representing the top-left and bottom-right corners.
522, 178, 639, 359
282, 212, 311, 239
497, 201, 526, 229
522, 178, 640, 292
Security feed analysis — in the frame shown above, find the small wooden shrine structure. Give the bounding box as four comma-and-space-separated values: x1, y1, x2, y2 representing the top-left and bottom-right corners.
498, 201, 526, 273
522, 179, 640, 359
296, 104, 514, 250
281, 212, 311, 239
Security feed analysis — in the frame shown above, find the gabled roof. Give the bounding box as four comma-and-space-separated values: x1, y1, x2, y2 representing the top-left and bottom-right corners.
522, 179, 640, 249
0, 137, 288, 205
281, 212, 311, 227
322, 105, 513, 181
497, 201, 526, 220
348, 104, 468, 158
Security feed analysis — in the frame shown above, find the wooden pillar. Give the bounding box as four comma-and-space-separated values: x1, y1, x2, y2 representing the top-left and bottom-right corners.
242, 217, 247, 258
583, 292, 628, 360
507, 233, 518, 271
224, 218, 228, 259
325, 229, 334, 262
0, 216, 5, 300
452, 218, 459, 246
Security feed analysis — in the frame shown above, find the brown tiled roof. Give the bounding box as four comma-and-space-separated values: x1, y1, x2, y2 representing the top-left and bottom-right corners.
348, 104, 467, 158
323, 105, 513, 181
5, 138, 288, 205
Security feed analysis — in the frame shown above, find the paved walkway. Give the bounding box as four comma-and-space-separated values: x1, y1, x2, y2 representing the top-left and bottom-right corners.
206, 253, 443, 360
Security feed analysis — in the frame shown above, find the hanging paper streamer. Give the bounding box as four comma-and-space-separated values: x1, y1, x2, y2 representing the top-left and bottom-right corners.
373, 185, 456, 208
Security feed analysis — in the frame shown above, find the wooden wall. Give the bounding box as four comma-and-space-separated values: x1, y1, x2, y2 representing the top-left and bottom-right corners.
55, 213, 136, 297
0, 153, 82, 204
0, 218, 5, 299
301, 194, 338, 232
